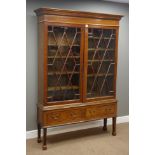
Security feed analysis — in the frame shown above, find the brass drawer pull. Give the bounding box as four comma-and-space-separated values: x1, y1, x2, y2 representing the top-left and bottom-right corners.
70, 112, 77, 118
50, 114, 60, 120
89, 110, 96, 115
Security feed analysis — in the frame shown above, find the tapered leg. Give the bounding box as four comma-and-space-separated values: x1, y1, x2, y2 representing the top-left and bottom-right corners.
103, 118, 107, 131
112, 117, 116, 136
42, 128, 47, 150
37, 123, 41, 143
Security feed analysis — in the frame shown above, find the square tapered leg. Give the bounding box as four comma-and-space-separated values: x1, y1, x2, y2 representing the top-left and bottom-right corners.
112, 117, 116, 136
37, 123, 41, 143
103, 118, 107, 131
42, 128, 47, 150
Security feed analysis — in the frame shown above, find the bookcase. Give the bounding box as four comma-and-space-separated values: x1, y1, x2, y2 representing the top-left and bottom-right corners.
34, 8, 122, 150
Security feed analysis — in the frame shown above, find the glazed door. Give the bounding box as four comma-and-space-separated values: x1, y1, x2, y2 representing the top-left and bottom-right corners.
85, 27, 117, 101
46, 24, 83, 104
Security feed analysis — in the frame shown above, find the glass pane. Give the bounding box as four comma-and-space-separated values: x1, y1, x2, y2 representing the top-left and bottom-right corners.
87, 28, 116, 98
47, 26, 81, 102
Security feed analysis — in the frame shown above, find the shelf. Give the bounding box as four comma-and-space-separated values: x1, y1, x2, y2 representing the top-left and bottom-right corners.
48, 71, 79, 75
47, 93, 80, 99
48, 44, 80, 47
48, 85, 79, 91
88, 36, 115, 40
88, 48, 114, 51
48, 31, 81, 34
87, 93, 114, 98
47, 96, 53, 99
88, 59, 114, 62
48, 56, 80, 59
87, 73, 113, 77
109, 91, 114, 93
48, 63, 80, 66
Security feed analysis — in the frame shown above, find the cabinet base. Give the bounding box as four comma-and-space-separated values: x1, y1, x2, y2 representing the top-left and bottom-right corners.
37, 100, 117, 150
38, 117, 117, 150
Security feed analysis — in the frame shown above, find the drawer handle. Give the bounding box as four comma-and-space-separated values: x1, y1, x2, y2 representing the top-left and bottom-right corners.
70, 112, 77, 118
107, 108, 112, 112
105, 107, 114, 114
50, 114, 60, 120
89, 110, 96, 115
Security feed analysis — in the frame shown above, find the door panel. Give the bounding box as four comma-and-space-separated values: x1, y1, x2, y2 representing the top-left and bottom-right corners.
86, 28, 116, 99
47, 25, 82, 103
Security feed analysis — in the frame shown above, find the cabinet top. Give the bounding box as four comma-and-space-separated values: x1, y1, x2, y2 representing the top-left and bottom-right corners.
34, 7, 123, 21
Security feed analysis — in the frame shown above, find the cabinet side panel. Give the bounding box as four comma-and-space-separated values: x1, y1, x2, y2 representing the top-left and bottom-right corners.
114, 28, 119, 98
38, 21, 44, 105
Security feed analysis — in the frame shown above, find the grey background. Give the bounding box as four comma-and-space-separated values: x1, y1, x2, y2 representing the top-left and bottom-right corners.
26, 0, 129, 131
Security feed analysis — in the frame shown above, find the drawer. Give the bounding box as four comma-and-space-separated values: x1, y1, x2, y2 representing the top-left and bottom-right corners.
43, 102, 116, 126
44, 108, 85, 126
86, 104, 116, 120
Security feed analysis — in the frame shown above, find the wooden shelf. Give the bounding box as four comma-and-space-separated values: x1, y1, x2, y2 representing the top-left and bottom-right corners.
48, 63, 80, 66
47, 93, 80, 99
88, 73, 113, 77
48, 44, 80, 47
88, 59, 113, 62
88, 48, 114, 51
48, 85, 79, 91
87, 93, 113, 98
48, 31, 81, 34
88, 36, 115, 40
48, 56, 80, 59
47, 96, 53, 99
48, 71, 79, 75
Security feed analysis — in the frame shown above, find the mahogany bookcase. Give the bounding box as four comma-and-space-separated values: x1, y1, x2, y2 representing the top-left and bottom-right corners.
34, 7, 123, 150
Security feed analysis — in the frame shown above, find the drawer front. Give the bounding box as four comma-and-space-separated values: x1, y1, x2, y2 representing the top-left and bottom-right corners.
43, 103, 116, 127
86, 104, 116, 120
44, 108, 85, 126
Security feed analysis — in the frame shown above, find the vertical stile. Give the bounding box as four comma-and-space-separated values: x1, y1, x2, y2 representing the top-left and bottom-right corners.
83, 25, 88, 102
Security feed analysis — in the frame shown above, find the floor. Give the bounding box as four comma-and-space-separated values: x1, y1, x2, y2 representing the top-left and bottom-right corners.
27, 123, 129, 155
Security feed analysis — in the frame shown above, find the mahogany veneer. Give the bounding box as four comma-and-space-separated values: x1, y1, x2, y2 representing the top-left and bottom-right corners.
34, 7, 122, 150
